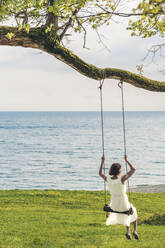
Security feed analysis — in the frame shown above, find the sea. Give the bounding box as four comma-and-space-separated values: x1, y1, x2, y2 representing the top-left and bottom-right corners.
0, 111, 164, 190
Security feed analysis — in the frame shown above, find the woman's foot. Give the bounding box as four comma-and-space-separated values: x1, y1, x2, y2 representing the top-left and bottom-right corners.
133, 232, 139, 240
125, 233, 132, 240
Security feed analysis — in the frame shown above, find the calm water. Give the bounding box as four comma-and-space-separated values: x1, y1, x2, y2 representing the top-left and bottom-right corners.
0, 111, 164, 190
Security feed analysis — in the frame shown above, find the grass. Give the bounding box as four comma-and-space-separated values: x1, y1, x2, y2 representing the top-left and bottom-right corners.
0, 190, 164, 247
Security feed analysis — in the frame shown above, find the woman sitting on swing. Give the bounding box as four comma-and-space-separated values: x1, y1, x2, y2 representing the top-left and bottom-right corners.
99, 155, 139, 240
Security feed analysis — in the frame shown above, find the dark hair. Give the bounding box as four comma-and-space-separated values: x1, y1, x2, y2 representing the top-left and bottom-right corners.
109, 163, 121, 176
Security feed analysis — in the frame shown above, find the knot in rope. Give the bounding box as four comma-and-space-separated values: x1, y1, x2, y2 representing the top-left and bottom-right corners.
118, 79, 123, 89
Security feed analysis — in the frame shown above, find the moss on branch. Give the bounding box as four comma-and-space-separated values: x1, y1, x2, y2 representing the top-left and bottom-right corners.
0, 25, 165, 92
0, 26, 45, 49
44, 44, 165, 92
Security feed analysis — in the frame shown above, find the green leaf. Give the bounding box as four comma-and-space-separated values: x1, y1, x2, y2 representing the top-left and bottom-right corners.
6, 32, 14, 40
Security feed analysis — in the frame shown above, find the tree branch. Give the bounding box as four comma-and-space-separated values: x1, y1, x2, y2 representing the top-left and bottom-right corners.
59, 9, 79, 41
46, 0, 58, 30
0, 26, 165, 92
0, 26, 45, 49
78, 11, 165, 19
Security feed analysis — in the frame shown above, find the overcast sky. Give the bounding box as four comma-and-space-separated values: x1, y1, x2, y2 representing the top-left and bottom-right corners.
0, 4, 165, 111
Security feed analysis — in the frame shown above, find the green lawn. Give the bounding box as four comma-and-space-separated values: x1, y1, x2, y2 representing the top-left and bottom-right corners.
0, 190, 164, 248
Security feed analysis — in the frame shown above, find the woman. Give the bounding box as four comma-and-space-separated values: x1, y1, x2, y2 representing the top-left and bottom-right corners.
99, 155, 139, 240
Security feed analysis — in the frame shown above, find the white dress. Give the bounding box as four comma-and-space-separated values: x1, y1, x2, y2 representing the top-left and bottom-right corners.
105, 175, 137, 227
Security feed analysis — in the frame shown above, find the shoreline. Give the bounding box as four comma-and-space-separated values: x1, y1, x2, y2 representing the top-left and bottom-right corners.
0, 185, 165, 193
131, 184, 165, 193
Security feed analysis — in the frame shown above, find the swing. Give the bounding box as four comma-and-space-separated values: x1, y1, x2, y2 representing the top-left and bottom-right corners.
99, 79, 133, 216
103, 204, 133, 215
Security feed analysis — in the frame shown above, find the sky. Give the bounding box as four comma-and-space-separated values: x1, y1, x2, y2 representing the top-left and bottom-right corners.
0, 2, 165, 111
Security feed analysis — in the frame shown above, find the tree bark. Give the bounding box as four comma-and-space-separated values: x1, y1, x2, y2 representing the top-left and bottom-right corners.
0, 26, 165, 92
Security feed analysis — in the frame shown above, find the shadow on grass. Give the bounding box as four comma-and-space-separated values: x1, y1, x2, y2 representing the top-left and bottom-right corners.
141, 214, 165, 225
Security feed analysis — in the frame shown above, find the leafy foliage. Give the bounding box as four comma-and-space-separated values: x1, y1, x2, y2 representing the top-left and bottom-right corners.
128, 0, 165, 38
0, 0, 164, 42
0, 0, 117, 41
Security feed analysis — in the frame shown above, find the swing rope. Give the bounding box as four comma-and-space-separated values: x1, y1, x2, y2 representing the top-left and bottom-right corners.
99, 79, 107, 207
99, 78, 133, 216
118, 80, 131, 199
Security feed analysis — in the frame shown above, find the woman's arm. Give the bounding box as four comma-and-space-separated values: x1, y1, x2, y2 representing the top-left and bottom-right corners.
121, 155, 136, 184
99, 155, 107, 181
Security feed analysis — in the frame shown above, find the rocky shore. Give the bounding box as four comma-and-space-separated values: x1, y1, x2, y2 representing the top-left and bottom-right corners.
131, 184, 165, 193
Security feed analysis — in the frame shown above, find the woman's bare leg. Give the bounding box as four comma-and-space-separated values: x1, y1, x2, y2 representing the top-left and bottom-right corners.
133, 220, 137, 233
125, 226, 131, 239
126, 226, 131, 234
133, 220, 139, 239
